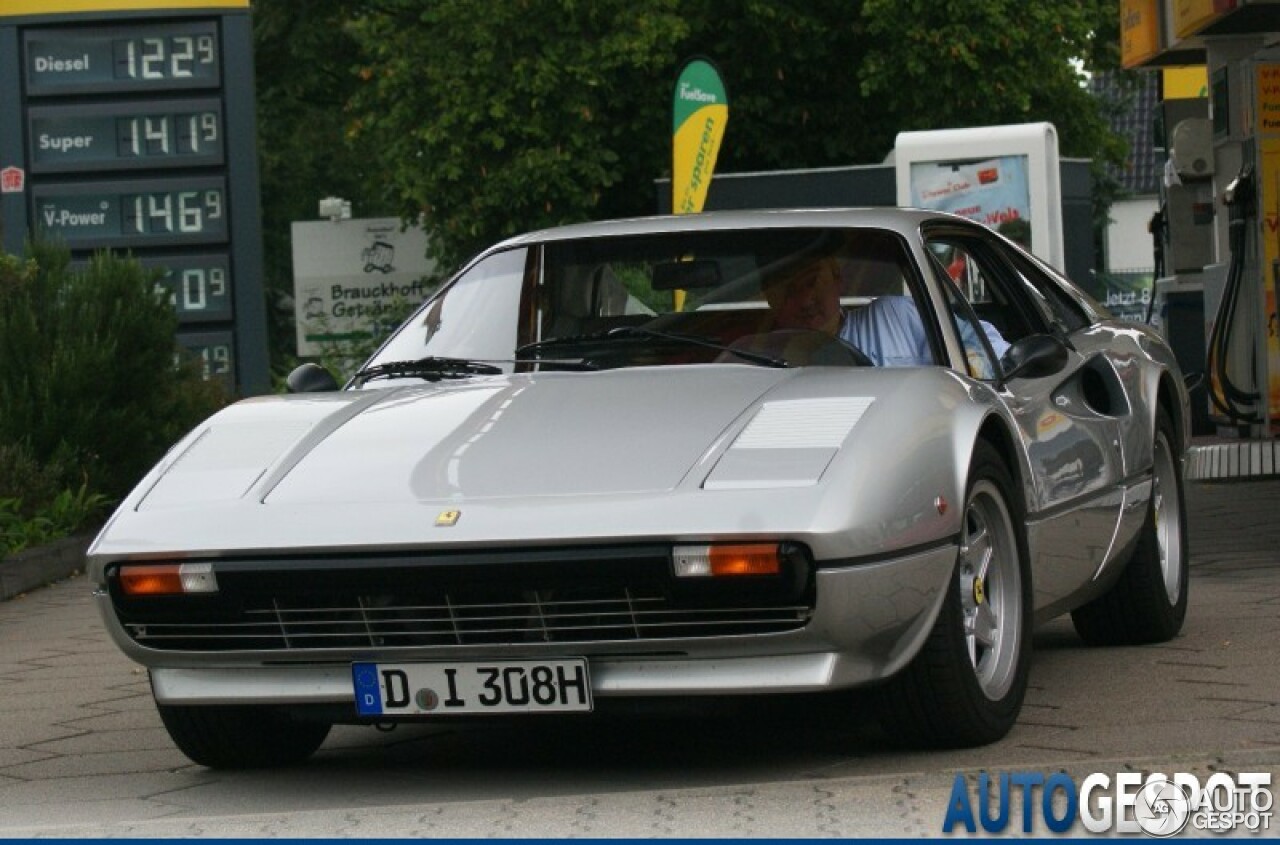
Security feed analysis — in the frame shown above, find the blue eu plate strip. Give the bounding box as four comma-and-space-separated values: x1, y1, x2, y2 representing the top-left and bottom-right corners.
351, 662, 383, 716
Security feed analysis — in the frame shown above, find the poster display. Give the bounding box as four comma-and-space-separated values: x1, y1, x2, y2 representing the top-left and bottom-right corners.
894, 123, 1063, 272
908, 155, 1033, 250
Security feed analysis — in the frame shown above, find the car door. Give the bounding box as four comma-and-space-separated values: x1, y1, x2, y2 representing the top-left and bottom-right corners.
922, 222, 1129, 616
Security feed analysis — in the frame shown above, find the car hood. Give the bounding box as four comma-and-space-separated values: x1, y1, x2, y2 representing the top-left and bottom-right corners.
91, 364, 985, 567
139, 366, 789, 510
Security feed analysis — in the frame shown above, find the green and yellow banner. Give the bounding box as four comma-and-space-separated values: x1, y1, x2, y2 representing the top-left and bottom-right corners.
671, 58, 728, 215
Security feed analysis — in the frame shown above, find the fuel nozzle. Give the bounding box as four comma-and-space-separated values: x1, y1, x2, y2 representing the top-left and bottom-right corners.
1223, 164, 1255, 220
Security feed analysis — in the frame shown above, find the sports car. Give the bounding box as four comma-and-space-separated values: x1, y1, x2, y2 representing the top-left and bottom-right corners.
88, 209, 1191, 768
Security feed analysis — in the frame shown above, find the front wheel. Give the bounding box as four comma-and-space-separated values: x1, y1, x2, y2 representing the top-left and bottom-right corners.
156, 700, 331, 769
874, 440, 1032, 748
1071, 407, 1188, 645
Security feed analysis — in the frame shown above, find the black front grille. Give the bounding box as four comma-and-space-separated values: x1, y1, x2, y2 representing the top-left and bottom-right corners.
110, 545, 814, 652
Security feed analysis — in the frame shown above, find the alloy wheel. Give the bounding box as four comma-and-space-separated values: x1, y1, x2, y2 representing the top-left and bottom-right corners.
1152, 431, 1183, 605
959, 480, 1023, 701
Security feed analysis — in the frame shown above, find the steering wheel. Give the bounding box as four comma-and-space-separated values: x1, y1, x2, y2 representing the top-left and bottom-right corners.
756, 329, 874, 367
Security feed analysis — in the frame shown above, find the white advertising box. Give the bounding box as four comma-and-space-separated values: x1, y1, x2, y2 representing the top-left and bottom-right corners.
895, 122, 1064, 271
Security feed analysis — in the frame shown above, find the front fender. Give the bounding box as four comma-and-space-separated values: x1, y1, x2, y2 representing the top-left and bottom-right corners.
814, 368, 1021, 558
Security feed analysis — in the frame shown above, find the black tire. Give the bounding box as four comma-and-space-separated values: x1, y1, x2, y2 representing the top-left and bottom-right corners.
874, 440, 1032, 748
156, 701, 331, 769
1071, 407, 1188, 646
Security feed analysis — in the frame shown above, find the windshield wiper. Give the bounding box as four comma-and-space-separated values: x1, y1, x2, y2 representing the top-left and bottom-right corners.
351, 356, 505, 386
352, 355, 597, 386
516, 326, 789, 369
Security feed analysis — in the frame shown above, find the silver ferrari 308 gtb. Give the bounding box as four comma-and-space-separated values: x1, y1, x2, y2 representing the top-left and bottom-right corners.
89, 209, 1191, 767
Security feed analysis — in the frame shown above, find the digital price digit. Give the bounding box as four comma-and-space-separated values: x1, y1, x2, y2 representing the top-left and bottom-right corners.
154, 267, 226, 311
178, 112, 220, 154
126, 188, 223, 234
145, 256, 233, 322
176, 332, 235, 387
182, 266, 227, 311
119, 34, 217, 81
200, 344, 232, 379
119, 112, 220, 156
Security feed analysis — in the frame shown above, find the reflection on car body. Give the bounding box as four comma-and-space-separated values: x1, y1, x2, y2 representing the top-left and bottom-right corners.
88, 209, 1193, 768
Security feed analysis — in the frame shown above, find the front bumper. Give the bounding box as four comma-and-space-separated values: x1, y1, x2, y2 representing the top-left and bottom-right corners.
97, 543, 956, 706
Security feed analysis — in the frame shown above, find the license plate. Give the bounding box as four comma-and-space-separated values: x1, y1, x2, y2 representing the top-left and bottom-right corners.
352, 659, 592, 716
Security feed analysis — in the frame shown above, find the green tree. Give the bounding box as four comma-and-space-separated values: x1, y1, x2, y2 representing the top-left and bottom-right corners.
253, 0, 395, 373
345, 0, 692, 268
252, 0, 1123, 327
336, 0, 1122, 273
857, 0, 1124, 164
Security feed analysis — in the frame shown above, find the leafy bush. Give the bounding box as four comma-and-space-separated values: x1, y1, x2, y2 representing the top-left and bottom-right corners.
0, 484, 112, 557
0, 441, 66, 518
0, 498, 54, 555
0, 243, 227, 506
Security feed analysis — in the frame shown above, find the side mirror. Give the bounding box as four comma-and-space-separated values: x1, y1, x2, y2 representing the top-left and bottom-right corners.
1000, 334, 1069, 382
286, 362, 339, 393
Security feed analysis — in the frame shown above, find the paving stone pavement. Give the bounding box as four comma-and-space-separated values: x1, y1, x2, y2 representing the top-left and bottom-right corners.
0, 478, 1276, 837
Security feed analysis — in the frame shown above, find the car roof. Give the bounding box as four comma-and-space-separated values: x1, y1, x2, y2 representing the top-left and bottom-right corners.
490, 207, 953, 250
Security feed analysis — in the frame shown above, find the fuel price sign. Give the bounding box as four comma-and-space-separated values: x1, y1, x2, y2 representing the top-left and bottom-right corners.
32, 177, 227, 248
28, 99, 223, 173
23, 21, 220, 95
2, 4, 268, 395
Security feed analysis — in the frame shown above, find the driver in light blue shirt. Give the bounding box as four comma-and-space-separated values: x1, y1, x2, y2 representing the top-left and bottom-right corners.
762, 257, 1009, 373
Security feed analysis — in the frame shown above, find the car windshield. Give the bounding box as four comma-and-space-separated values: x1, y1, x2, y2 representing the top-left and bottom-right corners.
363, 226, 928, 380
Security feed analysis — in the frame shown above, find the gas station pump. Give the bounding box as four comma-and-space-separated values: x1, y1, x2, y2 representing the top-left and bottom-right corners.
1159, 112, 1216, 278
1121, 2, 1280, 475
1159, 45, 1280, 440
1202, 44, 1280, 437
1126, 0, 1280, 476
1151, 102, 1216, 435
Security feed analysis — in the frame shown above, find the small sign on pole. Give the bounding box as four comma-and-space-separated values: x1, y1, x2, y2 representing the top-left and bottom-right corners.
292, 217, 436, 358
1, 166, 25, 193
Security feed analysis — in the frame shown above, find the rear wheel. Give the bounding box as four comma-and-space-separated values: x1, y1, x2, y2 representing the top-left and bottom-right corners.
156, 701, 330, 769
1071, 408, 1188, 645
874, 440, 1032, 747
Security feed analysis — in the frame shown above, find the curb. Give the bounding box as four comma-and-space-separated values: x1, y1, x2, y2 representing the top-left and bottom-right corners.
1186, 439, 1280, 482
0, 534, 92, 601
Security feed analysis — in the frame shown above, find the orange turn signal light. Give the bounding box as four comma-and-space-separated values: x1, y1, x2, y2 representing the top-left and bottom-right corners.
710, 544, 782, 576
673, 543, 781, 577
119, 563, 217, 596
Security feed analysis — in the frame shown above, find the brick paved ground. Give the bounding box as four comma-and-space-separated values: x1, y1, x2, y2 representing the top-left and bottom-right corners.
0, 478, 1275, 837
